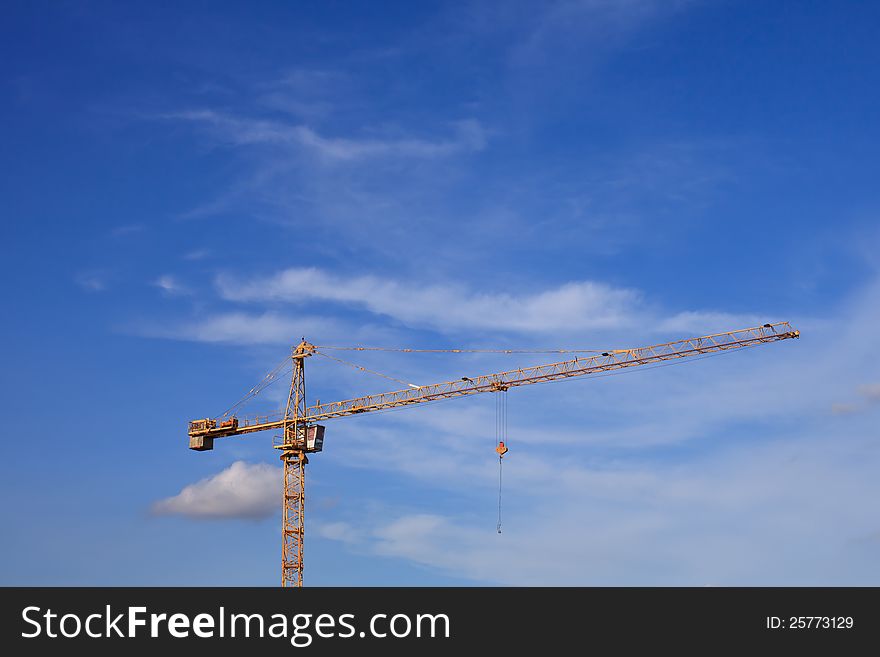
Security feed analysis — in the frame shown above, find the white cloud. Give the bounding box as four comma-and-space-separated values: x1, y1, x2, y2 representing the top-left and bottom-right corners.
138, 311, 333, 345
293, 120, 486, 160
157, 94, 728, 275
858, 383, 880, 402
152, 461, 280, 520
656, 310, 765, 334
310, 274, 880, 584
512, 0, 666, 62
826, 382, 880, 416
373, 514, 453, 561
314, 521, 361, 544
502, 0, 694, 98
75, 271, 108, 292
322, 421, 880, 585
255, 68, 344, 119
159, 110, 486, 161
217, 267, 762, 335
183, 248, 211, 261
153, 274, 189, 296
831, 402, 859, 416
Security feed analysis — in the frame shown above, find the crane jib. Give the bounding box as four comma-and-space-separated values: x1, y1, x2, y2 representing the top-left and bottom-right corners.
188, 323, 799, 440
304, 329, 797, 420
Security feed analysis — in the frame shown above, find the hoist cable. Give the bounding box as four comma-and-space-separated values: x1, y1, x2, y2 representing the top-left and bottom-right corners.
496, 389, 507, 535
497, 454, 503, 535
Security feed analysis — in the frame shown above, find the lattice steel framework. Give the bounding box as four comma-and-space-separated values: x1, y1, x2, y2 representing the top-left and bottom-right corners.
187, 323, 800, 586
280, 340, 311, 588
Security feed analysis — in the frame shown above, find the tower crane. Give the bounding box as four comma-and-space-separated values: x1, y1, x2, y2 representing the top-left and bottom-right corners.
187, 322, 799, 587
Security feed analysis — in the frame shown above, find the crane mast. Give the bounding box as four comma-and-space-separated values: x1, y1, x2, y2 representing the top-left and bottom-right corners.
187, 322, 799, 586
280, 340, 312, 588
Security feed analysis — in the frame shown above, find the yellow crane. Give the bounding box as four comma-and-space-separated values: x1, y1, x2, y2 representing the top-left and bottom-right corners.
187, 322, 799, 587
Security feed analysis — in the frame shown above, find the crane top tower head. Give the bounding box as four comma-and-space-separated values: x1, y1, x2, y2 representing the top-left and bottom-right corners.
294, 340, 316, 358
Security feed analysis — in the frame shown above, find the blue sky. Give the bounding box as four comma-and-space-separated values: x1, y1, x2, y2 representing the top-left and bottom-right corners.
2, 0, 879, 586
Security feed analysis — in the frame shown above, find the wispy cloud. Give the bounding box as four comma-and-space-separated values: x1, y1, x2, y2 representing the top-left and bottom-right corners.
75, 271, 108, 292
858, 383, 880, 402
314, 521, 362, 544
655, 310, 765, 334
217, 267, 762, 335
322, 416, 880, 585
155, 74, 732, 273
304, 273, 880, 583
510, 0, 681, 68
255, 68, 346, 119
137, 311, 334, 345
159, 110, 487, 161
153, 274, 190, 296
183, 248, 211, 261
295, 120, 487, 160
493, 0, 697, 114
152, 461, 280, 520
829, 382, 880, 415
